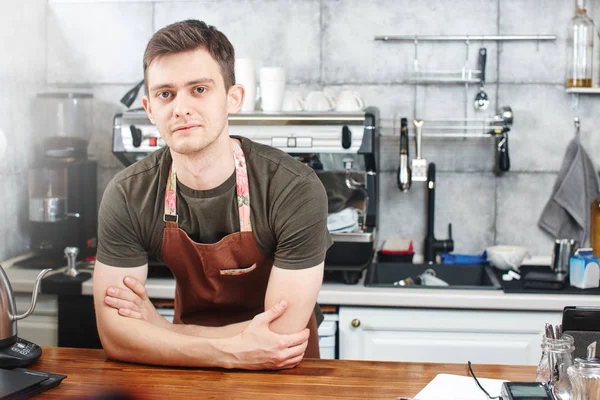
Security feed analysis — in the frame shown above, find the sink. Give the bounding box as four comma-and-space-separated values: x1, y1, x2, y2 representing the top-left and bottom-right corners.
364, 262, 502, 290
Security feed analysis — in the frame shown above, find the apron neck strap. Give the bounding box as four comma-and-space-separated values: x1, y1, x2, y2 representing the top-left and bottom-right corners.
164, 139, 252, 232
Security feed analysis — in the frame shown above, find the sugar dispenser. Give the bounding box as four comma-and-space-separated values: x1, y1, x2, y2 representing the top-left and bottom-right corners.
567, 342, 600, 400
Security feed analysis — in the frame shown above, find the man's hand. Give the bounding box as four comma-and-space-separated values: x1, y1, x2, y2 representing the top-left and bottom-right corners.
105, 276, 170, 330
227, 300, 310, 370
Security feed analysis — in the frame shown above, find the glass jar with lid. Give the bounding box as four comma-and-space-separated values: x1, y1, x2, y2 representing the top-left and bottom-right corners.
566, 0, 594, 88
35, 92, 93, 160
567, 342, 600, 400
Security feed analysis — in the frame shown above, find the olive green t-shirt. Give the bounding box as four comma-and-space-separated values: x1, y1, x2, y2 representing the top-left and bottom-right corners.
96, 136, 333, 270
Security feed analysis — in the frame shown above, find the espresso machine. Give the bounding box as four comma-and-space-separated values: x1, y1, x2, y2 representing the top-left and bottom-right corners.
16, 93, 97, 268
112, 108, 380, 284
229, 109, 380, 284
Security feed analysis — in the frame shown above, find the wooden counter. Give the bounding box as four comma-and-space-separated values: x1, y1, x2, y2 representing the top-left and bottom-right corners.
29, 347, 537, 399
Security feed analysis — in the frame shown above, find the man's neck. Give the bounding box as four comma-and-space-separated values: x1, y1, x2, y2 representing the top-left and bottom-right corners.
170, 134, 235, 191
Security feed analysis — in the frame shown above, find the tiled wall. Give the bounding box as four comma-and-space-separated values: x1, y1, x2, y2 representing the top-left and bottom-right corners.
0, 0, 47, 260
3, 0, 600, 260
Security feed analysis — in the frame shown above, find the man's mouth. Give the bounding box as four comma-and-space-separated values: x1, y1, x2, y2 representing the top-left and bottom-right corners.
173, 124, 201, 133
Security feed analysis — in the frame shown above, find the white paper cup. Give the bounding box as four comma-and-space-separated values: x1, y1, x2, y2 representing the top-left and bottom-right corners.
259, 67, 286, 112
235, 58, 257, 112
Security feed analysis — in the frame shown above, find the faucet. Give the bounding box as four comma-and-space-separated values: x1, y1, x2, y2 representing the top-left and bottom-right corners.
424, 163, 454, 264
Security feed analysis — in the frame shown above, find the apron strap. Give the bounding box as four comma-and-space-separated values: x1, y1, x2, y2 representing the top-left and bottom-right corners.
232, 140, 252, 232
164, 139, 252, 232
163, 160, 178, 223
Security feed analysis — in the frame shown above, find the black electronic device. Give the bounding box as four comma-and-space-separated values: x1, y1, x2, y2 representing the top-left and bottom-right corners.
523, 270, 565, 290
562, 306, 600, 359
500, 382, 553, 400
0, 337, 43, 369
27, 92, 97, 268
562, 306, 600, 331
26, 159, 98, 267
0, 367, 66, 399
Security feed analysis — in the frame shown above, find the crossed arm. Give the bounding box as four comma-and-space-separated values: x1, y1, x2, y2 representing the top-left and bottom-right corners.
93, 260, 324, 369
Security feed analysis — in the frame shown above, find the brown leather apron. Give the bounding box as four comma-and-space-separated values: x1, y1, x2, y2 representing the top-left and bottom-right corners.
160, 139, 319, 358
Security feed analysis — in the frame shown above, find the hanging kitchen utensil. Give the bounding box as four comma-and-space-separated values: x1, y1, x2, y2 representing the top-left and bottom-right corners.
397, 117, 411, 192
473, 48, 489, 111
411, 119, 427, 181
488, 106, 513, 174
120, 79, 145, 108
496, 129, 510, 174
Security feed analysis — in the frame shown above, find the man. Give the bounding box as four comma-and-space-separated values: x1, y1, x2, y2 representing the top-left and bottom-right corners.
92, 19, 331, 370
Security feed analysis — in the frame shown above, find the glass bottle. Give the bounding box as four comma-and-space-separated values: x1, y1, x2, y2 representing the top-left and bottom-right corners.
536, 334, 575, 384
592, 199, 600, 258
566, 1, 594, 88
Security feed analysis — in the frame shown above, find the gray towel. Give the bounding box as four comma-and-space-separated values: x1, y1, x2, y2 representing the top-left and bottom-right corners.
539, 136, 600, 246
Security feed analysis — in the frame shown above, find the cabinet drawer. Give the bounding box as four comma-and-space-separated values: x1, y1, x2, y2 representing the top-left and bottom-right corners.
339, 306, 561, 365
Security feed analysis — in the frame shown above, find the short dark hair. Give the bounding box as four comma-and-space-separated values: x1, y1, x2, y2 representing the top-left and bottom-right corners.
143, 20, 235, 91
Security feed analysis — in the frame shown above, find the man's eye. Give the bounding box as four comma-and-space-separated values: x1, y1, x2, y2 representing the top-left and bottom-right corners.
158, 92, 171, 99
195, 87, 206, 94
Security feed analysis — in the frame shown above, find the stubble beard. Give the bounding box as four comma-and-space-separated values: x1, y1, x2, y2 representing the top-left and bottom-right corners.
168, 117, 228, 157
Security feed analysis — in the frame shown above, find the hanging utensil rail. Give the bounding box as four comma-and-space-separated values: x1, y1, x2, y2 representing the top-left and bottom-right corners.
378, 34, 556, 85
407, 122, 498, 138
393, 110, 513, 139
374, 34, 557, 42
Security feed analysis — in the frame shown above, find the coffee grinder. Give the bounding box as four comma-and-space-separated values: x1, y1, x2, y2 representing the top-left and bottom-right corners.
16, 93, 97, 269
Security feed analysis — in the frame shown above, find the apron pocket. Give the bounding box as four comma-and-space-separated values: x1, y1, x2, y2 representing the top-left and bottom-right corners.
219, 263, 257, 276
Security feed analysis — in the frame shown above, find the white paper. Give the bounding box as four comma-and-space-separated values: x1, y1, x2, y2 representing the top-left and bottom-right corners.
413, 373, 507, 400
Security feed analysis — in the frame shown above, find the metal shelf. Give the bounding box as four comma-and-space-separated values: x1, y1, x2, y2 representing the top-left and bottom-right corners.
565, 87, 600, 94
374, 34, 557, 42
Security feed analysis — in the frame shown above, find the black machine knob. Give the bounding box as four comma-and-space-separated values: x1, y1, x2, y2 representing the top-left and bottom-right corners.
308, 155, 323, 170
341, 126, 352, 149
130, 125, 143, 148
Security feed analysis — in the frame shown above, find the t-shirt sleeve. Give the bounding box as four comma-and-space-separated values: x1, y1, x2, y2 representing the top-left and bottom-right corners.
271, 171, 333, 270
96, 178, 148, 268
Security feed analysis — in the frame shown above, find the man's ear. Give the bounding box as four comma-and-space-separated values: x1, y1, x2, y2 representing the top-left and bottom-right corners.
227, 84, 245, 114
141, 96, 155, 124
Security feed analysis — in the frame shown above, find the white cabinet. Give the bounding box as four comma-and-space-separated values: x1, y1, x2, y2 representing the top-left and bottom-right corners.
14, 293, 58, 347
339, 307, 562, 366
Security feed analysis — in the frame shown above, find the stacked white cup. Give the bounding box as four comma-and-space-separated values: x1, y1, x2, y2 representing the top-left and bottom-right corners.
259, 67, 286, 112
235, 58, 257, 112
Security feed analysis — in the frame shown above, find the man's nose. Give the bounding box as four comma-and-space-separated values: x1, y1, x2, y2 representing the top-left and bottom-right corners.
173, 93, 192, 117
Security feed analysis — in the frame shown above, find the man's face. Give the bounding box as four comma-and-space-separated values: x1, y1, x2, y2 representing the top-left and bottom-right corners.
142, 47, 242, 155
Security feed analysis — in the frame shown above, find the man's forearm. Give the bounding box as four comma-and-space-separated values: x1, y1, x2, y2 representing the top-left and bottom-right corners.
98, 315, 237, 368
166, 320, 251, 338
